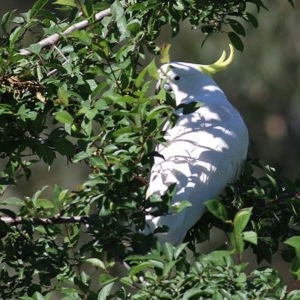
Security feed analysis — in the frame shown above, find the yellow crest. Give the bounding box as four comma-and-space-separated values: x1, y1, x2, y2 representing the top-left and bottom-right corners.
196, 44, 234, 75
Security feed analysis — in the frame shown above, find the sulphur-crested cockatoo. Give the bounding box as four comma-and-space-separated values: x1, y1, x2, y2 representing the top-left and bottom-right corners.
145, 45, 249, 245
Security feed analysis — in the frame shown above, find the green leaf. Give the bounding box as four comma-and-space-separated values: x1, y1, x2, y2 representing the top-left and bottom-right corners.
72, 148, 96, 162
0, 208, 16, 219
34, 292, 46, 300
148, 259, 164, 269
285, 237, 300, 258
174, 243, 187, 259
147, 59, 159, 80
205, 199, 228, 221
171, 200, 191, 213
30, 0, 49, 18
1, 10, 17, 32
228, 32, 244, 52
231, 208, 253, 253
54, 111, 74, 124
290, 257, 300, 279
245, 12, 258, 28
53, 0, 76, 7
58, 189, 69, 202
99, 274, 116, 285
84, 258, 106, 270
30, 186, 49, 202
129, 262, 152, 277
88, 157, 108, 170
173, 0, 184, 11
34, 198, 54, 209
34, 143, 55, 165
69, 29, 92, 46
136, 60, 158, 88
163, 260, 177, 278
163, 242, 174, 262
266, 173, 277, 189
146, 105, 171, 122
233, 207, 252, 234
230, 231, 245, 254
111, 0, 129, 40
27, 43, 43, 55
127, 20, 141, 35
9, 27, 26, 48
81, 0, 94, 19
177, 101, 203, 114
57, 87, 70, 106
51, 138, 75, 156
242, 231, 257, 245
204, 250, 233, 265
97, 282, 115, 299
229, 19, 246, 36
213, 291, 227, 300
2, 197, 24, 206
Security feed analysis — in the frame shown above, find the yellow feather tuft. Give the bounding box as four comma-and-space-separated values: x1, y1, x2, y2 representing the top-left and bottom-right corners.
197, 44, 234, 76
160, 43, 171, 64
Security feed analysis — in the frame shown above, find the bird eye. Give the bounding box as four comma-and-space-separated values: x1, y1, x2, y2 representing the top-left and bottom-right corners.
173, 75, 180, 81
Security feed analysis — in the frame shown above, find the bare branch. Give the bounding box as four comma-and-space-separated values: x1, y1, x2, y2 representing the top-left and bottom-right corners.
19, 2, 127, 56
1, 215, 92, 225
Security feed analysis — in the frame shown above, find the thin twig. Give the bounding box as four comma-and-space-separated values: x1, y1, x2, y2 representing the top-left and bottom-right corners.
19, 1, 127, 56
46, 45, 71, 76
0, 215, 92, 225
53, 44, 70, 64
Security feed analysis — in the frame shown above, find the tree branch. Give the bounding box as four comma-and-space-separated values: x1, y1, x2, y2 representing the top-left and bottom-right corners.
1, 215, 92, 225
19, 1, 127, 56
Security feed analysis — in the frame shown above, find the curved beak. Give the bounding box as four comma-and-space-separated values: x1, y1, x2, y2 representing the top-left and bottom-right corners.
155, 79, 172, 95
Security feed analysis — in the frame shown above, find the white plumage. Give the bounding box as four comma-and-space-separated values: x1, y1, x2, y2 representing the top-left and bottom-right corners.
145, 48, 249, 245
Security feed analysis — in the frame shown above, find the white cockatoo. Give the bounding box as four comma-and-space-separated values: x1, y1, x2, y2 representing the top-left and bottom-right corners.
145, 45, 249, 245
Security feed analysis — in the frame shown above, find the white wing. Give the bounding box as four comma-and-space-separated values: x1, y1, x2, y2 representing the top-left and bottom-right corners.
146, 104, 248, 244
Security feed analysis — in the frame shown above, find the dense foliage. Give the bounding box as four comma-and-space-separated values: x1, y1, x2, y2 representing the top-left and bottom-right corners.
0, 0, 299, 298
